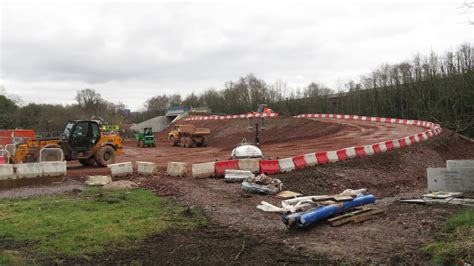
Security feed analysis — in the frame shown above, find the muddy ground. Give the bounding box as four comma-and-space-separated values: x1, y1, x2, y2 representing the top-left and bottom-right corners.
2, 117, 473, 264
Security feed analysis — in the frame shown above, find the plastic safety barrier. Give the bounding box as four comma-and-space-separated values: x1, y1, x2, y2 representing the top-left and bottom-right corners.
137, 161, 157, 176
278, 157, 295, 173
303, 153, 317, 167
167, 162, 187, 177
192, 162, 215, 178
354, 146, 367, 158
384, 141, 395, 151
215, 160, 239, 176
292, 155, 307, 169
315, 152, 329, 165
259, 160, 280, 175
0, 164, 14, 180
327, 151, 339, 163
344, 147, 357, 159
336, 150, 348, 161
186, 112, 279, 121
108, 162, 133, 177
238, 158, 260, 173
15, 163, 42, 178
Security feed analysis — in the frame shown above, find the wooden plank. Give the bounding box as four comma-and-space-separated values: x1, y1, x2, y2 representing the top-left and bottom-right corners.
330, 208, 386, 226
276, 190, 302, 199
422, 192, 463, 199
332, 196, 355, 202
327, 208, 372, 222
353, 209, 386, 223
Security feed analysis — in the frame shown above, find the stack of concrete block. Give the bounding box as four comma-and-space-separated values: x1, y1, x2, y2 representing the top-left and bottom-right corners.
427, 160, 474, 192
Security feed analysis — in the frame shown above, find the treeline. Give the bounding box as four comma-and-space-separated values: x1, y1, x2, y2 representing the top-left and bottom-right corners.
1, 43, 472, 136
0, 89, 126, 132
143, 43, 473, 136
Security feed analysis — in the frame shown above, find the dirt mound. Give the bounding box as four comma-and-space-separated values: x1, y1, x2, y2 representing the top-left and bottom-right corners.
156, 116, 344, 149
276, 132, 474, 198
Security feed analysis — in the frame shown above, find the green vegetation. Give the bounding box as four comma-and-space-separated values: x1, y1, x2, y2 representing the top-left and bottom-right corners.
0, 188, 206, 262
424, 208, 474, 264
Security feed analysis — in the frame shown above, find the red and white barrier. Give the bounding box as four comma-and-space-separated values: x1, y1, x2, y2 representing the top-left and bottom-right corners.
185, 112, 279, 121
215, 160, 239, 176
188, 113, 442, 177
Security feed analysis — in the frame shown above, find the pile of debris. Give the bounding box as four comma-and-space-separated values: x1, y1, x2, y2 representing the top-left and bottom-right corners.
241, 173, 283, 195
400, 192, 474, 206
257, 188, 385, 229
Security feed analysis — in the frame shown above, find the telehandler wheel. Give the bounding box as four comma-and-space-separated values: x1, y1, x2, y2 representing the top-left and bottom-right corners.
95, 146, 116, 167
79, 157, 96, 166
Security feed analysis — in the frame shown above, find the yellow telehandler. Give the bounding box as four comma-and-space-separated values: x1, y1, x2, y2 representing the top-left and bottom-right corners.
11, 120, 123, 167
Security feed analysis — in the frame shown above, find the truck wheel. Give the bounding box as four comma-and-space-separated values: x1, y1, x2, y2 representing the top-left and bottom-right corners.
95, 146, 116, 167
185, 137, 194, 148
79, 157, 96, 166
170, 136, 177, 146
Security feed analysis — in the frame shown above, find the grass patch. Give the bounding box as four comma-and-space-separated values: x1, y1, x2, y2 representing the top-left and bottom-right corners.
424, 208, 474, 264
0, 188, 206, 261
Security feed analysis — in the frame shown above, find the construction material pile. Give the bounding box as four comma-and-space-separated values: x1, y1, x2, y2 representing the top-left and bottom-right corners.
241, 174, 283, 194
257, 188, 385, 229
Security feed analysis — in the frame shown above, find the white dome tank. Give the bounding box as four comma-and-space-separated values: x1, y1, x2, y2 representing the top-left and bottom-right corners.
231, 144, 263, 159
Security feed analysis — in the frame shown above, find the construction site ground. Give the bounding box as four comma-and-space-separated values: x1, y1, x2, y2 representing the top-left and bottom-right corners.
2, 117, 474, 264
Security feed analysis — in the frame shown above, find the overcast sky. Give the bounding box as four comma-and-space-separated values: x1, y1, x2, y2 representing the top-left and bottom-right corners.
1, 0, 472, 111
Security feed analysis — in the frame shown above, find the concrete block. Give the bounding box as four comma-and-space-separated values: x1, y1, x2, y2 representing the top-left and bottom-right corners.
238, 158, 260, 173
41, 161, 67, 177
85, 175, 112, 186
0, 164, 15, 180
224, 169, 253, 183
303, 153, 317, 167
137, 161, 157, 176
427, 168, 474, 192
278, 157, 295, 173
108, 162, 133, 177
15, 163, 42, 178
167, 162, 187, 177
192, 162, 215, 178
446, 160, 474, 169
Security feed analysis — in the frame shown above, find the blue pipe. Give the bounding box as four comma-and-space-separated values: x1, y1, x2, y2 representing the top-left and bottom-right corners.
282, 194, 376, 228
